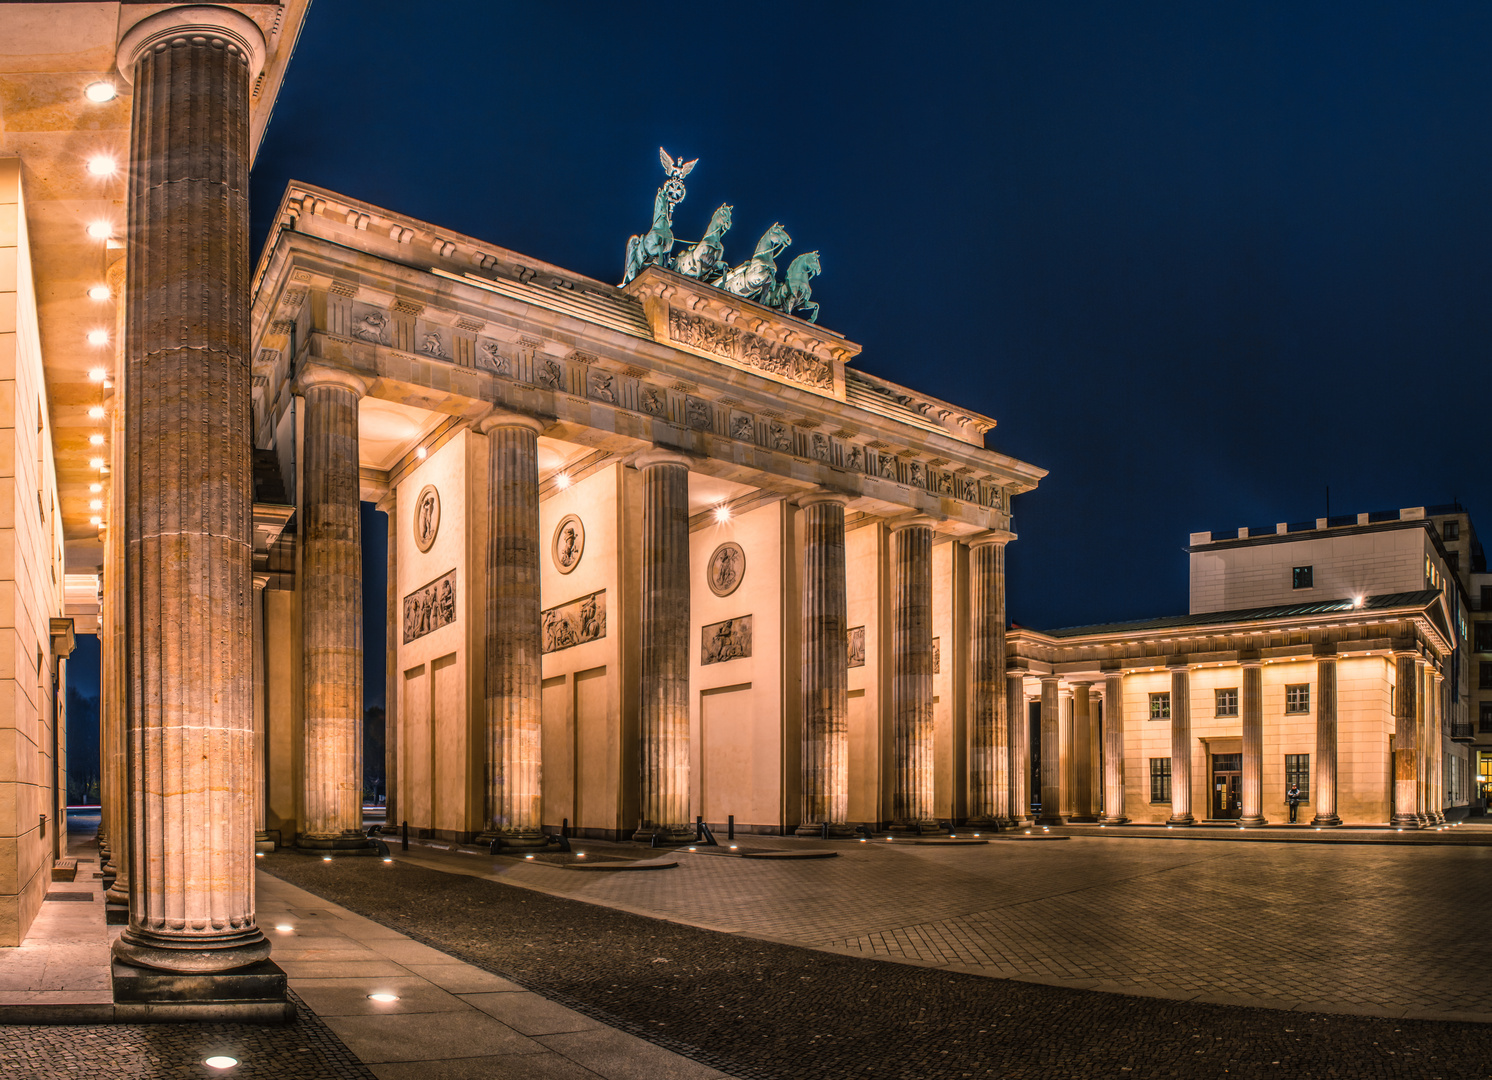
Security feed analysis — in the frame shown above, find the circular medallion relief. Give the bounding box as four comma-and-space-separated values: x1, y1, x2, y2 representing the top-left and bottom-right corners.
707, 541, 746, 597
414, 485, 441, 553
552, 514, 585, 574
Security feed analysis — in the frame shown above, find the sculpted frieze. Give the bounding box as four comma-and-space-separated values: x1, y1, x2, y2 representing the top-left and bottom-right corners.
537, 359, 563, 390
667, 308, 834, 392
478, 340, 510, 374
640, 387, 666, 415
685, 396, 713, 431
351, 308, 388, 344
588, 371, 616, 403
847, 626, 865, 668
542, 590, 606, 654
702, 615, 752, 665
403, 569, 456, 644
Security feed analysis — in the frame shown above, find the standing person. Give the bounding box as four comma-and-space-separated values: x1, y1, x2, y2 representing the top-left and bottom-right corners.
1286, 782, 1302, 824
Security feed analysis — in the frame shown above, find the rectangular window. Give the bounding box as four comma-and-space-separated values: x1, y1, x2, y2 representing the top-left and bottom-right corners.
1448, 552, 1461, 573
1292, 565, 1314, 589
1214, 687, 1239, 717
1149, 758, 1172, 804
1285, 684, 1310, 714
1149, 692, 1171, 720
1476, 624, 1492, 653
1444, 520, 1461, 541
1480, 662, 1492, 691
1285, 754, 1310, 799
1481, 702, 1492, 734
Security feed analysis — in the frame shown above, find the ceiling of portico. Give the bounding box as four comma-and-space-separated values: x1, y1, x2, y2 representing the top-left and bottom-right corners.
688, 473, 757, 515
359, 397, 445, 472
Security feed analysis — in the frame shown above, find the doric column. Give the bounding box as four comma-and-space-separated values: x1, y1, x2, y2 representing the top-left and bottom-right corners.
1037, 676, 1063, 824
297, 367, 369, 850
797, 492, 852, 836
1058, 686, 1075, 818
967, 533, 1013, 826
1239, 659, 1266, 827
1391, 651, 1421, 827
1168, 665, 1194, 825
252, 574, 270, 849
112, 8, 271, 974
1071, 683, 1092, 820
633, 450, 693, 843
1099, 671, 1127, 823
1311, 654, 1340, 826
378, 491, 398, 832
890, 518, 937, 830
481, 413, 546, 846
1416, 659, 1430, 826
1007, 673, 1030, 824
1432, 671, 1446, 823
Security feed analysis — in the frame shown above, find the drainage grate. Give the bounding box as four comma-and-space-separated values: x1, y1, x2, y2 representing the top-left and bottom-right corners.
45, 892, 94, 902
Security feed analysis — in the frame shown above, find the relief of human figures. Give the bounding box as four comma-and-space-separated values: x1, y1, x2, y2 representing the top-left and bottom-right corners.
542, 590, 607, 654
702, 616, 752, 665
403, 571, 457, 644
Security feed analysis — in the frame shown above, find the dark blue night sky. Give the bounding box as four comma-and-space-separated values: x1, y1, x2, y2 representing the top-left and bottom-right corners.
241, 1, 1492, 710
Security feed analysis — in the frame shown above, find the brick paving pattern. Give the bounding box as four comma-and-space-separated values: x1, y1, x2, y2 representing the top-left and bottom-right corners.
264, 846, 1492, 1080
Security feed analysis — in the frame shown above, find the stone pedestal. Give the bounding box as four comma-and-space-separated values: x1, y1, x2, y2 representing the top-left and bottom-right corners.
378, 491, 399, 833
1098, 671, 1128, 823
112, 958, 294, 1023
1239, 660, 1267, 827
967, 534, 1012, 826
797, 493, 853, 837
1167, 666, 1194, 825
1391, 651, 1421, 828
1007, 673, 1030, 824
111, 8, 273, 976
633, 451, 693, 844
1037, 676, 1063, 825
889, 518, 938, 832
480, 414, 547, 848
1311, 656, 1341, 827
297, 367, 371, 851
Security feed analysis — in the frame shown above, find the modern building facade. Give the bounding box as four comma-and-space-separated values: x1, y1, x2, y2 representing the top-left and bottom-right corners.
1010, 509, 1475, 826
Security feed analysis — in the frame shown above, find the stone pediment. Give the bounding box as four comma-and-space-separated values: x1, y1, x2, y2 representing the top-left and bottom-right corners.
623, 266, 861, 400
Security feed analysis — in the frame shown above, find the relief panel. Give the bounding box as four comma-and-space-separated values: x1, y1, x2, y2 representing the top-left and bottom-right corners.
542, 590, 607, 654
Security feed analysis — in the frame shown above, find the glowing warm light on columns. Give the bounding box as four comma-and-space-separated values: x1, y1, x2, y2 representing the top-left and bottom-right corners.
87, 155, 117, 177
87, 330, 109, 346
86, 221, 112, 240
84, 81, 116, 102
88, 368, 108, 382
555, 471, 571, 490
88, 285, 111, 301
415, 445, 427, 460
88, 406, 105, 419
713, 504, 731, 524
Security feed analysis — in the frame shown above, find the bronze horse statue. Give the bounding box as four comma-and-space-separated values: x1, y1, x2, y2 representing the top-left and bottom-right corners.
622, 187, 675, 285
672, 203, 733, 283
718, 222, 791, 303
766, 250, 821, 322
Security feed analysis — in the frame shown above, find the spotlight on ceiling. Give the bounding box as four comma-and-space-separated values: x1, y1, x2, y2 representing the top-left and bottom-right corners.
86, 330, 108, 346
88, 368, 108, 382
89, 434, 105, 446
88, 285, 111, 301
85, 221, 112, 240
84, 81, 117, 103
89, 457, 104, 469
86, 155, 116, 177
415, 446, 427, 460
88, 406, 105, 419
555, 472, 571, 490
713, 504, 731, 524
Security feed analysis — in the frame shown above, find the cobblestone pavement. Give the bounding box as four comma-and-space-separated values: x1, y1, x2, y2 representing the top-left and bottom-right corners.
415, 833, 1492, 1019
263, 849, 1492, 1080
0, 991, 375, 1078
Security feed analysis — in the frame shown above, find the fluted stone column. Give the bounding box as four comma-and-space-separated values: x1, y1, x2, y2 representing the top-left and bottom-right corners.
1432, 672, 1446, 823
633, 450, 693, 843
797, 493, 851, 836
482, 414, 546, 847
1312, 655, 1340, 826
1391, 651, 1421, 827
1099, 671, 1128, 823
1168, 666, 1194, 825
1416, 659, 1430, 826
252, 574, 270, 850
1239, 660, 1266, 827
1037, 676, 1063, 825
890, 518, 937, 831
967, 533, 1012, 826
113, 8, 271, 974
298, 366, 370, 850
1057, 686, 1075, 818
1071, 683, 1093, 820
378, 491, 399, 832
1007, 673, 1030, 824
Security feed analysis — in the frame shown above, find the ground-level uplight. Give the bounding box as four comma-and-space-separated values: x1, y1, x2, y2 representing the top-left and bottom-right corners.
203, 1056, 238, 1071
322, 856, 332, 862
383, 858, 393, 863
368, 993, 399, 1003
274, 924, 293, 932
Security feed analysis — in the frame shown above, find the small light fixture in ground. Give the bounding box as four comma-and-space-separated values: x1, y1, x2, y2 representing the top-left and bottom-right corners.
322, 856, 332, 862
86, 330, 108, 346
86, 155, 116, 177
415, 446, 427, 460
275, 924, 292, 931
255, 852, 263, 857
203, 1057, 238, 1071
687, 847, 695, 852
555, 472, 571, 490
88, 368, 108, 382
524, 854, 534, 859
84, 81, 116, 103
858, 838, 866, 842
1353, 596, 1365, 608
729, 845, 738, 850
713, 504, 731, 524
368, 993, 399, 1003
86, 221, 112, 240
88, 285, 111, 301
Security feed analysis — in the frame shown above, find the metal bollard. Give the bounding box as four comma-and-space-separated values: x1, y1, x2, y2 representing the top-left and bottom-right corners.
696, 815, 703, 840
562, 817, 569, 839
728, 814, 735, 841
401, 820, 409, 851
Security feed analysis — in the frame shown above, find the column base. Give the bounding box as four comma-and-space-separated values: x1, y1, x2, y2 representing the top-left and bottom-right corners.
1237, 816, 1269, 828
1097, 814, 1130, 825
1035, 813, 1065, 826
1390, 812, 1422, 828
1310, 814, 1341, 827
887, 819, 940, 834
105, 901, 129, 926
112, 926, 271, 975
479, 829, 549, 850
112, 957, 293, 1023
631, 826, 694, 845
104, 881, 128, 907
255, 831, 274, 853
793, 822, 857, 838
1166, 813, 1195, 826
296, 833, 375, 853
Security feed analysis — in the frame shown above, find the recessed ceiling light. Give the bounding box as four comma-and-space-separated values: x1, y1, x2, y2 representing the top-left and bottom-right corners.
88, 406, 105, 419
86, 330, 108, 346
86, 222, 112, 240
88, 368, 107, 382
89, 434, 105, 446
84, 82, 116, 103
713, 504, 731, 523
86, 155, 116, 177
555, 472, 571, 490
88, 285, 111, 301
89, 457, 104, 469
89, 483, 102, 493
415, 446, 427, 460
89, 516, 101, 526
89, 500, 102, 511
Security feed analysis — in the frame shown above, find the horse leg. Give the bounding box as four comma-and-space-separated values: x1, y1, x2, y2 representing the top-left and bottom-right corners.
803, 299, 820, 323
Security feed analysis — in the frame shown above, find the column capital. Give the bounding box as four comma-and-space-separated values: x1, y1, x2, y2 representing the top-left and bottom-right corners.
1039, 673, 1061, 687
252, 572, 270, 591
297, 365, 367, 398
476, 409, 544, 437
632, 447, 693, 471
797, 489, 850, 511
117, 5, 267, 84
967, 529, 1016, 549
888, 514, 940, 534
375, 490, 396, 516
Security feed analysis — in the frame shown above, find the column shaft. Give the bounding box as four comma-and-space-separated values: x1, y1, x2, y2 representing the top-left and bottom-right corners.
1392, 653, 1420, 827
1099, 672, 1127, 823
1312, 658, 1340, 826
1416, 661, 1430, 825
483, 419, 545, 844
252, 578, 269, 848
798, 496, 850, 835
1071, 684, 1092, 820
114, 23, 268, 972
967, 539, 1009, 825
1432, 674, 1445, 823
891, 522, 936, 829
1239, 662, 1266, 826
1038, 677, 1063, 824
1168, 667, 1193, 825
634, 455, 692, 842
382, 494, 399, 831
1007, 674, 1030, 824
299, 377, 367, 847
